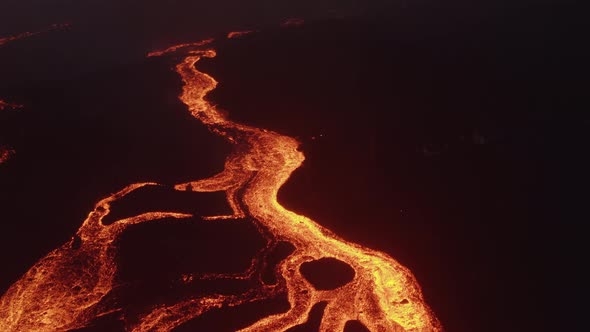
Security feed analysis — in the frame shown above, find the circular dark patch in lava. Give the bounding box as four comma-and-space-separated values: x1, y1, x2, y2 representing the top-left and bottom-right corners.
299, 257, 355, 290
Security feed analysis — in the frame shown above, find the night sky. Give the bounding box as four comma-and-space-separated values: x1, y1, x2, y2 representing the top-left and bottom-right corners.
0, 1, 586, 331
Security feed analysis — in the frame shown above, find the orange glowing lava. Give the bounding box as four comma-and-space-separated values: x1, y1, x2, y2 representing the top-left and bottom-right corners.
147, 38, 214, 58
0, 32, 442, 331
0, 23, 70, 47
227, 30, 257, 39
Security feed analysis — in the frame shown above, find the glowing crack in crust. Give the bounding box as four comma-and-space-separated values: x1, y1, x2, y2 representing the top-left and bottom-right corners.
0, 35, 442, 331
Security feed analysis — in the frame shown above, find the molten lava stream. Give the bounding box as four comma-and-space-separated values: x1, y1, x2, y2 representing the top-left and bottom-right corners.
0, 37, 442, 332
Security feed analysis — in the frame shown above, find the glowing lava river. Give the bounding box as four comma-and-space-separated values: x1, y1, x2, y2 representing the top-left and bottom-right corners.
0, 36, 442, 331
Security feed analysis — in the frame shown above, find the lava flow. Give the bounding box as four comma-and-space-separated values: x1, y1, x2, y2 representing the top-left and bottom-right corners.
0, 35, 442, 331
227, 30, 256, 39
0, 23, 70, 47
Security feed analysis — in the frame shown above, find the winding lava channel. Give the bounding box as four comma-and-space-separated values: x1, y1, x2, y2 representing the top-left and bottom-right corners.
0, 36, 442, 331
